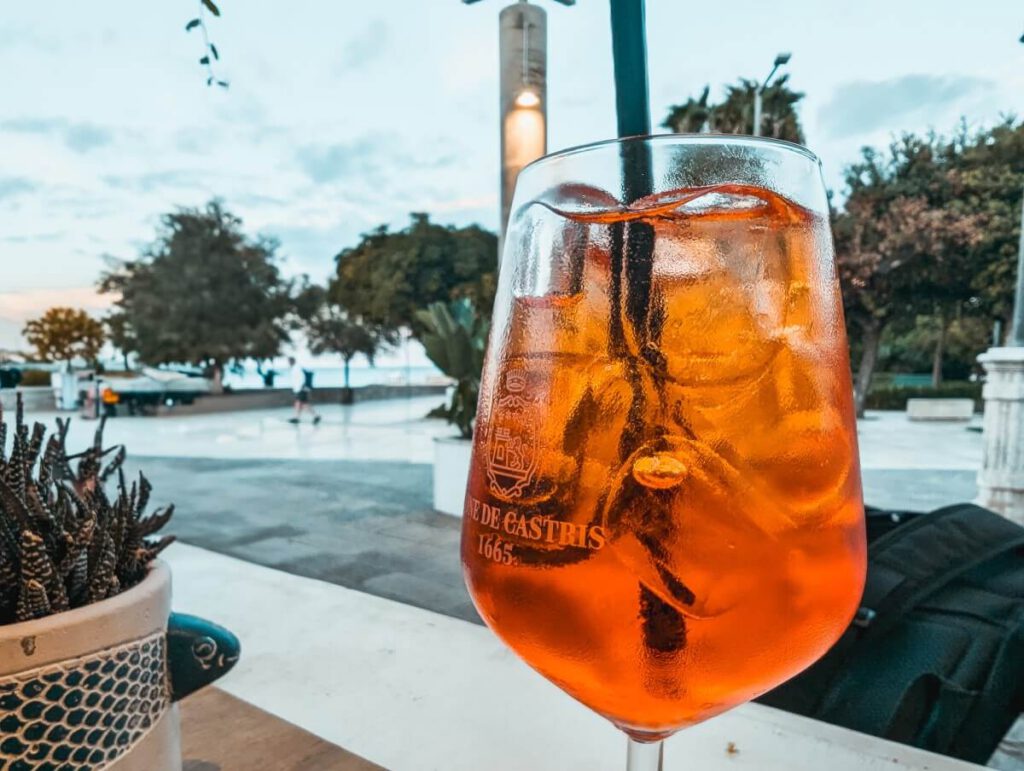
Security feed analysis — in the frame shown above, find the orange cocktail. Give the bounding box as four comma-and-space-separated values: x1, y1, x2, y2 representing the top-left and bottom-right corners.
462, 136, 866, 748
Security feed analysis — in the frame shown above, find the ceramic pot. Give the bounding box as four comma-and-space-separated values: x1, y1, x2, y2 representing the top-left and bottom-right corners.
0, 561, 238, 770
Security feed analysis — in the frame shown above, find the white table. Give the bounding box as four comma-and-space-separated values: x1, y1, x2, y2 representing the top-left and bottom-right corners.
167, 543, 984, 771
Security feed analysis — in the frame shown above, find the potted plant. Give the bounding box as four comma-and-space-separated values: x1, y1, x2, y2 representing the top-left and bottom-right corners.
416, 300, 488, 517
0, 396, 238, 770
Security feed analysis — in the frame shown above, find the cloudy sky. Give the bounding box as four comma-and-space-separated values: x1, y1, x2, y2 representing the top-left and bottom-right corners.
0, 0, 1021, 352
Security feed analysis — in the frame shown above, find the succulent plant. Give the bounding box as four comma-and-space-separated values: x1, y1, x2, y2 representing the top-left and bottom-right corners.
416, 299, 489, 439
0, 394, 174, 624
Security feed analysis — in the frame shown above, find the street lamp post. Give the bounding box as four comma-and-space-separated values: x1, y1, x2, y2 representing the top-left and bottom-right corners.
464, 0, 574, 255
753, 52, 790, 137
1010, 189, 1024, 345
498, 1, 547, 240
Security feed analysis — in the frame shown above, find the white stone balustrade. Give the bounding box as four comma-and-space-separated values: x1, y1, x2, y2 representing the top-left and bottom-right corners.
977, 347, 1024, 525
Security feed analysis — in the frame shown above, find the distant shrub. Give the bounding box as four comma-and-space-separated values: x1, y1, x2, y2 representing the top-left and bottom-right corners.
865, 381, 982, 412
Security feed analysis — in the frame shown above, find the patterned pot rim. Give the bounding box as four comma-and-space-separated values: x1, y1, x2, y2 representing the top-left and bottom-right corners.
0, 562, 169, 640
0, 561, 171, 676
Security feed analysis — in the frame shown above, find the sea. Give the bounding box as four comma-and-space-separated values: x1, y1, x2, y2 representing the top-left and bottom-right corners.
222, 364, 446, 390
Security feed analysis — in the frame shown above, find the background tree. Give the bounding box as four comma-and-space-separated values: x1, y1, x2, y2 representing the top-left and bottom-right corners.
663, 75, 805, 143
104, 311, 137, 370
99, 200, 293, 388
22, 307, 105, 366
298, 284, 384, 391
661, 85, 714, 133
836, 135, 985, 414
879, 313, 991, 382
953, 119, 1024, 328
330, 213, 497, 341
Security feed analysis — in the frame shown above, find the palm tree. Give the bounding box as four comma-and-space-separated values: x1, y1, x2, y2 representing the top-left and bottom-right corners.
662, 85, 714, 133
662, 76, 805, 144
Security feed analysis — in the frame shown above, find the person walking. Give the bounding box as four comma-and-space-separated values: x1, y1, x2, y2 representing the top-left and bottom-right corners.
287, 357, 321, 425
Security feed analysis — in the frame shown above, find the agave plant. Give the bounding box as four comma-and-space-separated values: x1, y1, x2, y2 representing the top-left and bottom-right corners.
0, 395, 174, 624
416, 299, 489, 439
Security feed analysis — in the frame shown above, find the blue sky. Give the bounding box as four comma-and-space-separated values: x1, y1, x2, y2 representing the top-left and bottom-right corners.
0, 0, 1021, 353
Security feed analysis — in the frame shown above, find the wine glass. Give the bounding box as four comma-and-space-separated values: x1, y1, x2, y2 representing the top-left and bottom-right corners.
461, 134, 866, 770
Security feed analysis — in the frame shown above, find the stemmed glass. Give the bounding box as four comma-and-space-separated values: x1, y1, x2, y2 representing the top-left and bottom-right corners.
461, 134, 866, 769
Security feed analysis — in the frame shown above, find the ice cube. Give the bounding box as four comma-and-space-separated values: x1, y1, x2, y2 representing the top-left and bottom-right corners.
600, 434, 797, 619
649, 215, 788, 387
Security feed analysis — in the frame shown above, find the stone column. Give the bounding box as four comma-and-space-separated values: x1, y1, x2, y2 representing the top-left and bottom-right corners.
976, 347, 1024, 525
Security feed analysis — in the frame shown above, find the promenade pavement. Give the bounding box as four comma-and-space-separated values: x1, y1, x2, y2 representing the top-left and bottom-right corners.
19, 397, 1020, 768
21, 397, 985, 623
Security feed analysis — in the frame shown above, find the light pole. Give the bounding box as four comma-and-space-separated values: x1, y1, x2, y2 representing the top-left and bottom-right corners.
464, 0, 573, 250
753, 52, 790, 137
1010, 174, 1024, 345
1011, 29, 1024, 345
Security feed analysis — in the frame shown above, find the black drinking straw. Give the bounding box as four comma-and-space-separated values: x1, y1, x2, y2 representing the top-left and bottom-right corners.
608, 0, 691, 656
609, 0, 651, 139
607, 0, 654, 361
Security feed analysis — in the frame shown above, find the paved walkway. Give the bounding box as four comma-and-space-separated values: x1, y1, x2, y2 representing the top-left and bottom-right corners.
858, 410, 982, 470
127, 455, 475, 622
20, 399, 1019, 768
54, 395, 453, 464
20, 400, 988, 625
41, 399, 984, 471
859, 410, 982, 511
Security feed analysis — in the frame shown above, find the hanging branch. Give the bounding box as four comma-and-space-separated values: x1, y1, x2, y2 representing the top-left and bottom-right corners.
185, 0, 229, 89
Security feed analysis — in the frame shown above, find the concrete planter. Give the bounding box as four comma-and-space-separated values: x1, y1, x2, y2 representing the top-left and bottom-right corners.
433, 436, 472, 517
0, 562, 238, 770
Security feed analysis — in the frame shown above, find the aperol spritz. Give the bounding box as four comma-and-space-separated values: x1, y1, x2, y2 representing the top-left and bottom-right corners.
462, 135, 866, 761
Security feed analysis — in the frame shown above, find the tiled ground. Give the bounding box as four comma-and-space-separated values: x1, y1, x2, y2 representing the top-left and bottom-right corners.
17, 398, 984, 625
126, 455, 477, 623
18, 397, 1016, 769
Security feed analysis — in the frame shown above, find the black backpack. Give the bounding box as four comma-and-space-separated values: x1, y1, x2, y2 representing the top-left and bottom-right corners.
758, 503, 1024, 764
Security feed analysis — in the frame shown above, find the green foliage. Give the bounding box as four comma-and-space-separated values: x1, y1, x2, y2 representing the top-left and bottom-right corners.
331, 213, 497, 341
415, 299, 489, 439
99, 200, 293, 380
878, 314, 991, 381
835, 129, 992, 413
22, 307, 105, 365
954, 119, 1024, 319
185, 0, 228, 88
864, 381, 982, 412
297, 284, 385, 389
0, 396, 174, 624
662, 75, 805, 143
104, 311, 137, 368
663, 85, 714, 134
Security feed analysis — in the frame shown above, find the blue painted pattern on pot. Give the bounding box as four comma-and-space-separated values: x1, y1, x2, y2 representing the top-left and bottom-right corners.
0, 632, 168, 769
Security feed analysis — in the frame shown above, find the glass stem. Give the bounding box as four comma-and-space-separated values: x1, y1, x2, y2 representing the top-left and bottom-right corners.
626, 737, 664, 771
